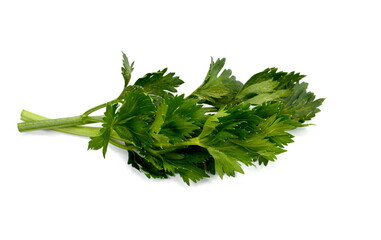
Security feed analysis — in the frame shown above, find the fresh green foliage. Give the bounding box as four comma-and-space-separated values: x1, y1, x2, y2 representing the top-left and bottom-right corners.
134, 68, 184, 96
121, 52, 134, 87
88, 103, 118, 157
18, 54, 324, 185
189, 58, 243, 108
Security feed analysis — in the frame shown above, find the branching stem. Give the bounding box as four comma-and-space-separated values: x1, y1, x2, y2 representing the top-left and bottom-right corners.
81, 99, 122, 117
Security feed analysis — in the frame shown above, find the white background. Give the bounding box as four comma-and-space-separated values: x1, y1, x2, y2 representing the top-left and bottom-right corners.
1, 0, 380, 239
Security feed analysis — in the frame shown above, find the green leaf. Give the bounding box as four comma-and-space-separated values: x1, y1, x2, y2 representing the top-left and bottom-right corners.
88, 103, 118, 157
198, 109, 229, 139
206, 147, 244, 178
127, 150, 169, 179
190, 58, 243, 108
114, 118, 153, 147
197, 104, 266, 177
236, 68, 305, 106
281, 82, 325, 123
242, 68, 304, 90
236, 79, 280, 97
134, 69, 184, 96
112, 86, 156, 147
226, 114, 297, 165
230, 135, 286, 166
257, 114, 296, 137
237, 78, 289, 106
162, 147, 211, 185
199, 104, 262, 141
150, 99, 168, 135
121, 52, 134, 87
153, 95, 208, 144
197, 103, 297, 172
117, 86, 155, 122
252, 102, 283, 118
150, 101, 170, 148
242, 90, 291, 105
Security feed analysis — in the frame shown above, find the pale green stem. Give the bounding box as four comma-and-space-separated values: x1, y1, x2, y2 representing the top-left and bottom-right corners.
19, 110, 133, 145
109, 139, 134, 151
21, 110, 99, 136
154, 137, 204, 155
81, 99, 119, 117
17, 110, 103, 132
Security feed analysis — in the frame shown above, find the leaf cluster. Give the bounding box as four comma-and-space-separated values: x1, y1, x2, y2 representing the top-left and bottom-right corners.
87, 53, 324, 184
